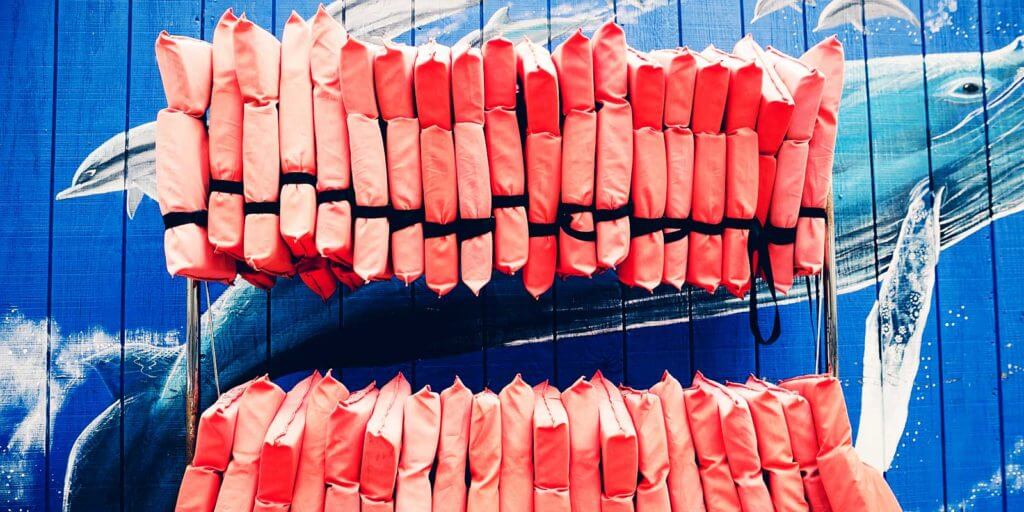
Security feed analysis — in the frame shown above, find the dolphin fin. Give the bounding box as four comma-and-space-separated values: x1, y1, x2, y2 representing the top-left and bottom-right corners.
126, 187, 144, 219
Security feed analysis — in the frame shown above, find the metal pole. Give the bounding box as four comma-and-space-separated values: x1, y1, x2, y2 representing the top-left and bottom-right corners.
185, 278, 201, 461
823, 186, 840, 377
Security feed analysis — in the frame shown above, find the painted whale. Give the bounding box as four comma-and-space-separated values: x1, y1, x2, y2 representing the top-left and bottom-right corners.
50, 7, 1024, 511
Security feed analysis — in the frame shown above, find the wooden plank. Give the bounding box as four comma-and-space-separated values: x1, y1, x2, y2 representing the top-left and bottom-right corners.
619, 1, 690, 389
0, 1, 54, 509
477, 0, 557, 390
982, 0, 1024, 509
49, 0, 129, 508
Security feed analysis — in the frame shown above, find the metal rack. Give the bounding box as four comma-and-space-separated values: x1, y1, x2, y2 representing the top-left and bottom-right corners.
182, 190, 842, 455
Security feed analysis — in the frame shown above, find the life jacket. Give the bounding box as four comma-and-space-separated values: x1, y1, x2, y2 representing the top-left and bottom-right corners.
207, 10, 246, 262
591, 22, 633, 270
482, 38, 529, 276
154, 31, 236, 283
341, 36, 391, 283
416, 42, 460, 296
253, 372, 321, 512
702, 47, 762, 298
395, 386, 441, 512
696, 374, 773, 512
592, 370, 638, 512
731, 35, 796, 284
279, 12, 318, 260
214, 376, 286, 512
453, 45, 495, 295
648, 372, 706, 512
233, 16, 295, 277
683, 374, 742, 512
310, 7, 354, 268
532, 382, 571, 512
746, 376, 831, 511
727, 381, 810, 512
359, 373, 412, 512
291, 372, 349, 512
621, 388, 671, 512
552, 29, 598, 278
650, 49, 697, 290
468, 390, 502, 512
324, 382, 379, 511
618, 49, 667, 291
375, 42, 424, 285
560, 377, 602, 512
762, 48, 825, 294
778, 375, 902, 512
686, 53, 729, 293
434, 377, 474, 512
498, 374, 535, 512
517, 39, 562, 298
294, 257, 338, 301
796, 36, 845, 277
176, 379, 252, 512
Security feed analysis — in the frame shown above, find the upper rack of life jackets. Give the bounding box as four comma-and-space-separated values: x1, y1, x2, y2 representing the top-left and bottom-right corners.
153, 7, 846, 344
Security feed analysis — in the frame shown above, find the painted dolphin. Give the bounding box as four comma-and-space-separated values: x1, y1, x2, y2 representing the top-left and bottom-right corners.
50, 10, 1024, 512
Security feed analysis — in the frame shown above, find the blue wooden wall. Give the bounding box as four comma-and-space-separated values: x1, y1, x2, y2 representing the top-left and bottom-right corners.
1, 0, 1022, 510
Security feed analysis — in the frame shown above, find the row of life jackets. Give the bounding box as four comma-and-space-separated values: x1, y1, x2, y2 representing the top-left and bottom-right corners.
154, 9, 844, 302
175, 371, 900, 512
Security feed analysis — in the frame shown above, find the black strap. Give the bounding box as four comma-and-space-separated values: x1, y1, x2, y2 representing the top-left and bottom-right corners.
162, 210, 208, 230
492, 194, 529, 209
746, 221, 783, 346
663, 217, 691, 244
690, 219, 724, 236
210, 179, 243, 195
390, 208, 425, 232
594, 202, 633, 222
722, 216, 758, 231
244, 202, 279, 215
424, 221, 458, 239
629, 216, 663, 237
764, 223, 797, 245
352, 204, 391, 219
458, 217, 496, 241
799, 206, 827, 219
528, 221, 558, 237
317, 188, 353, 205
280, 172, 317, 187
558, 203, 596, 242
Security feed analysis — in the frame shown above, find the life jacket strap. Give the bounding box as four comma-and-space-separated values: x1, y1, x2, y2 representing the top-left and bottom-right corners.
799, 206, 827, 219
244, 201, 280, 215
162, 210, 208, 230
593, 202, 633, 223
389, 208, 425, 233
629, 216, 664, 238
279, 172, 317, 187
557, 203, 596, 242
209, 179, 243, 195
316, 188, 353, 205
352, 204, 391, 219
424, 221, 458, 239
458, 217, 496, 242
492, 194, 529, 209
528, 221, 558, 237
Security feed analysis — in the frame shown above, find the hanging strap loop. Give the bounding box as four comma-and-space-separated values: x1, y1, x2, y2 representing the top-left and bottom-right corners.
747, 220, 783, 345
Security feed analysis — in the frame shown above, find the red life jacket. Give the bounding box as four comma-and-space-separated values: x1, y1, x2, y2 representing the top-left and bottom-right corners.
324, 382, 378, 511
499, 375, 535, 512
684, 373, 742, 512
359, 373, 412, 512
253, 372, 321, 512
796, 36, 845, 277
591, 23, 633, 270
552, 29, 598, 278
533, 382, 571, 512
341, 36, 391, 284
560, 377, 602, 512
468, 390, 502, 512
517, 39, 562, 298
291, 372, 349, 512
310, 7, 354, 268
648, 372, 706, 512
234, 16, 294, 277
208, 10, 246, 262
593, 370, 638, 512
434, 377, 473, 512
375, 43, 424, 285
621, 388, 672, 512
453, 45, 495, 295
483, 38, 529, 276
416, 42, 461, 296
154, 31, 236, 283
651, 49, 697, 290
619, 49, 668, 291
395, 386, 441, 512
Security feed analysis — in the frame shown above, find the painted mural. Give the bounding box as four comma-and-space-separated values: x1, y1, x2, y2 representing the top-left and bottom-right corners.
1, 0, 1022, 510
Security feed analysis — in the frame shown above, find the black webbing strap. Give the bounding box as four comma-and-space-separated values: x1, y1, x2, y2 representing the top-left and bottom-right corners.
244, 202, 279, 215
492, 194, 529, 209
594, 202, 633, 223
390, 209, 425, 233
163, 210, 208, 230
280, 172, 317, 187
747, 220, 782, 346
424, 221, 458, 239
528, 221, 558, 237
689, 219, 724, 236
629, 216, 664, 238
663, 217, 691, 244
210, 179, 243, 195
558, 203, 597, 242
316, 188, 353, 205
458, 217, 496, 242
352, 204, 391, 219
799, 206, 827, 219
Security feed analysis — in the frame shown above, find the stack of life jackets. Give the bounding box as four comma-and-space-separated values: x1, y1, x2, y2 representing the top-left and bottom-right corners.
154, 13, 845, 309
177, 370, 901, 512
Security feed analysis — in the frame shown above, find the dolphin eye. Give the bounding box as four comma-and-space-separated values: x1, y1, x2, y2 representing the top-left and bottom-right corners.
948, 79, 986, 100
82, 169, 97, 179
